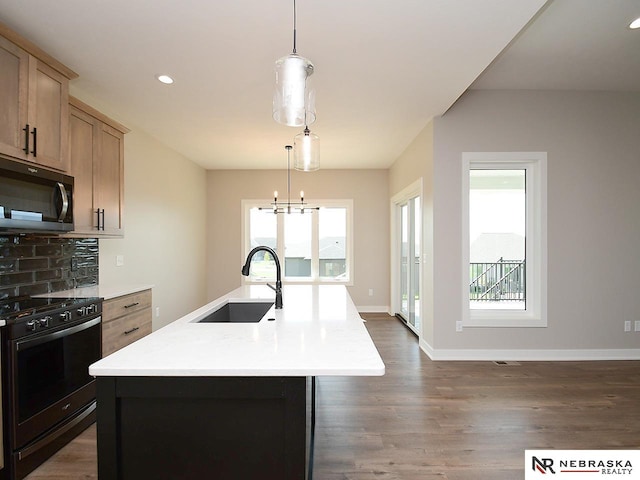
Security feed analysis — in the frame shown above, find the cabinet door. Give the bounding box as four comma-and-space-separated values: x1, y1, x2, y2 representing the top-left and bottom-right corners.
0, 35, 29, 161
96, 123, 124, 236
69, 106, 98, 233
28, 59, 70, 171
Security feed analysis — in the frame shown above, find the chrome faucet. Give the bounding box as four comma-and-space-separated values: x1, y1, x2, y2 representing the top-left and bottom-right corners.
241, 246, 283, 309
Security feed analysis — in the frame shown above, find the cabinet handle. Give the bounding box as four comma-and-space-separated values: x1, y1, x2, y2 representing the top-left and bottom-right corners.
95, 209, 105, 230
124, 302, 139, 309
31, 127, 37, 157
23, 124, 30, 154
124, 326, 140, 335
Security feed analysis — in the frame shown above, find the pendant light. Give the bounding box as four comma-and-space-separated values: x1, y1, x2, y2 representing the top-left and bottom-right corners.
273, 0, 316, 127
293, 126, 320, 171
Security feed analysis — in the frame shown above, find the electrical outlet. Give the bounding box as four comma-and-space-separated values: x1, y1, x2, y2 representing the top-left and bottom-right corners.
70, 257, 78, 272
155, 307, 160, 318
635, 320, 640, 332
456, 321, 463, 332
116, 255, 124, 267
368, 289, 374, 296
624, 321, 631, 332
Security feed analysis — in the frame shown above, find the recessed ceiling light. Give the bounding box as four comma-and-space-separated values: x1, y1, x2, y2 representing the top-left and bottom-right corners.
630, 17, 640, 29
156, 74, 174, 85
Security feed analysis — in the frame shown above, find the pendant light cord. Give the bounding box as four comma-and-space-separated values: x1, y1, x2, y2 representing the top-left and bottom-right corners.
292, 0, 297, 54
287, 146, 291, 205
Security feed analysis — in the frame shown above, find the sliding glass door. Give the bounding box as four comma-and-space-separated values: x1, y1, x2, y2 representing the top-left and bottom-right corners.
398, 196, 421, 334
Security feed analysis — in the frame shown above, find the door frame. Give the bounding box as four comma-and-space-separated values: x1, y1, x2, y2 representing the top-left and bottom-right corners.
390, 178, 423, 336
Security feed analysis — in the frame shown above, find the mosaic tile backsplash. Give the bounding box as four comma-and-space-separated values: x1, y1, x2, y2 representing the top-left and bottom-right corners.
0, 235, 98, 299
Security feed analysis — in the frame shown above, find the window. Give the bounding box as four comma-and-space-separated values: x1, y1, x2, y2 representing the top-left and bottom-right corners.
242, 200, 353, 284
462, 152, 547, 327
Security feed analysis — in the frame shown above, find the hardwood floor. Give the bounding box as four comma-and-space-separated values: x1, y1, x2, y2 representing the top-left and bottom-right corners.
25, 314, 640, 479
24, 423, 97, 479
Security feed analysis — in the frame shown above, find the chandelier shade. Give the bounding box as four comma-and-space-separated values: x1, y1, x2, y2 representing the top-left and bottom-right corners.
293, 126, 320, 171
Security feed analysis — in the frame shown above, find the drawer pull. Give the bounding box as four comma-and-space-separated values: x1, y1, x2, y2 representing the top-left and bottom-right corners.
124, 302, 140, 309
124, 326, 140, 335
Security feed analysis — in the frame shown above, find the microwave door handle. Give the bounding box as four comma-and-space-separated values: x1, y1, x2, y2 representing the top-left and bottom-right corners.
56, 182, 69, 222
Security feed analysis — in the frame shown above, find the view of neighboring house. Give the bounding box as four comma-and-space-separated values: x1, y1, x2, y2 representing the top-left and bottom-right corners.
251, 236, 347, 279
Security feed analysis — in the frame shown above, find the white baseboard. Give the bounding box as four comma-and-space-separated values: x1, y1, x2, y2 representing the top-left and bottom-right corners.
356, 305, 390, 313
418, 339, 640, 361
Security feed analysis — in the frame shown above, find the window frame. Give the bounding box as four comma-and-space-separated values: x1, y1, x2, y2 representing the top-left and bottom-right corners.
461, 152, 547, 328
241, 199, 354, 286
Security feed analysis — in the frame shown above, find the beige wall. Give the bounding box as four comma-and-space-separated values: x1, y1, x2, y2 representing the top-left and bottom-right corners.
97, 128, 208, 329
206, 169, 390, 310
432, 89, 640, 355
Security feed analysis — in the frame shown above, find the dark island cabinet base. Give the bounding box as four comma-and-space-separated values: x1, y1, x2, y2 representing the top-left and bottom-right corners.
96, 376, 311, 480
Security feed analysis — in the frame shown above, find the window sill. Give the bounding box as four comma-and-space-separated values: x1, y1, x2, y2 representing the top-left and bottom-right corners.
464, 313, 547, 328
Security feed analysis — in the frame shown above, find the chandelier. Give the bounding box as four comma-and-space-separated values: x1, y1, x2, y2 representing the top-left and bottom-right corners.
261, 145, 319, 214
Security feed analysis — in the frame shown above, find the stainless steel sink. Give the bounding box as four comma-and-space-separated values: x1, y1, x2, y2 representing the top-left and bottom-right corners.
197, 301, 274, 323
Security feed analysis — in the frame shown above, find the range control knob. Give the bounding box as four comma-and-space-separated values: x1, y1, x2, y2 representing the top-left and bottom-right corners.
26, 320, 37, 332
39, 316, 51, 328
87, 304, 96, 314
77, 306, 87, 316
60, 311, 72, 322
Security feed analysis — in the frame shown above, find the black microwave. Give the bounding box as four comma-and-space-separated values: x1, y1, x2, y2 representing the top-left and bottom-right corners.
0, 157, 73, 233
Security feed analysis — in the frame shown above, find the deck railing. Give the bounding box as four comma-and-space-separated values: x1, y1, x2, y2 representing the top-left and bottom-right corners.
469, 258, 525, 301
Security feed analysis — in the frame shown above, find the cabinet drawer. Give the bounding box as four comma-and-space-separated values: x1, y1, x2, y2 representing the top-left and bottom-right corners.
102, 308, 152, 356
103, 290, 152, 322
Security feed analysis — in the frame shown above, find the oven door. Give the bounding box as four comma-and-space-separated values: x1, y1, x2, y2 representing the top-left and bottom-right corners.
10, 316, 101, 448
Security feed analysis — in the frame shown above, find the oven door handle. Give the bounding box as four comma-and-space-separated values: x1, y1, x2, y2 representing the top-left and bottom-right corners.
15, 316, 101, 352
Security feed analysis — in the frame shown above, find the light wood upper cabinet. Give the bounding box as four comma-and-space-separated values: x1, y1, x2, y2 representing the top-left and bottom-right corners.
30, 59, 70, 171
0, 24, 76, 172
69, 97, 128, 237
0, 35, 29, 161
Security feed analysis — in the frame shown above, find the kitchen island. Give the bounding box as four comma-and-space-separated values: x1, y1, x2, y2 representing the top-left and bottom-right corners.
89, 284, 385, 480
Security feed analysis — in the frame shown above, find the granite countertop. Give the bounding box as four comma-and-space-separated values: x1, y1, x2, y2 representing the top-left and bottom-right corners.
38, 284, 153, 301
89, 284, 385, 378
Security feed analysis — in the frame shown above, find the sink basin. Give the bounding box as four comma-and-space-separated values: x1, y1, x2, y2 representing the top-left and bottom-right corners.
197, 301, 274, 323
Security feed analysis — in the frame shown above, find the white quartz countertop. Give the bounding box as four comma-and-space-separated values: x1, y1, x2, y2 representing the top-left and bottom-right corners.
89, 284, 385, 377
38, 284, 153, 300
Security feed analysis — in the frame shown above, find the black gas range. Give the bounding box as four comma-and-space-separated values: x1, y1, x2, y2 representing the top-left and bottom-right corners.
1, 295, 103, 480
1, 296, 101, 339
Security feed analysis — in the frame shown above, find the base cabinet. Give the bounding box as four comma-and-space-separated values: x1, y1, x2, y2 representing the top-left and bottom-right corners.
101, 290, 152, 356
69, 97, 128, 237
96, 376, 312, 480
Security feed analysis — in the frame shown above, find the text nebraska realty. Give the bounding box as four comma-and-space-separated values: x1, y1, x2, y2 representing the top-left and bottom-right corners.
560, 459, 632, 475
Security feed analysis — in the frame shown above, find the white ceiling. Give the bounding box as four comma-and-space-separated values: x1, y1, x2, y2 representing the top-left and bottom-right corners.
471, 0, 640, 92
0, 0, 638, 170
